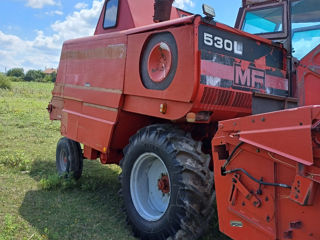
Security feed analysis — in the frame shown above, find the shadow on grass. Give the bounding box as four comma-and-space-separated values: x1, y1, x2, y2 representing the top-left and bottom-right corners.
20, 160, 134, 240
21, 159, 231, 240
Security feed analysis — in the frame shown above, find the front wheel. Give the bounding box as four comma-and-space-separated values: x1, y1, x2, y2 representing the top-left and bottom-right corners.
119, 125, 215, 240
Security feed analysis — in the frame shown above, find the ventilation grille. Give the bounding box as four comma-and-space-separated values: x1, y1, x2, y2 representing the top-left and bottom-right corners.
200, 87, 251, 109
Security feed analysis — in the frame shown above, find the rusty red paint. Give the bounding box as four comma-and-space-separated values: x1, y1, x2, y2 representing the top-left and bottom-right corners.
240, 60, 251, 71
201, 60, 288, 90
297, 45, 320, 106
158, 174, 170, 194
213, 106, 320, 240
254, 56, 267, 69
201, 60, 234, 80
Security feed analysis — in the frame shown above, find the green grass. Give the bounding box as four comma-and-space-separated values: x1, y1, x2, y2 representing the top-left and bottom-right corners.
0, 82, 230, 240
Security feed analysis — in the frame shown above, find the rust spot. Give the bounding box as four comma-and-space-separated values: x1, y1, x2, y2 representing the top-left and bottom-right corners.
254, 56, 267, 69
284, 230, 293, 239
240, 60, 250, 71
61, 44, 127, 60
158, 174, 170, 194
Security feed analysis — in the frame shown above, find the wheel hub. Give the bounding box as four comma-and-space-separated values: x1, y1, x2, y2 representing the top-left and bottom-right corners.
158, 174, 170, 194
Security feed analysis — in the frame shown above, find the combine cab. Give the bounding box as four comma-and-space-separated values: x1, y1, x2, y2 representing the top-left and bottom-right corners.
48, 0, 320, 239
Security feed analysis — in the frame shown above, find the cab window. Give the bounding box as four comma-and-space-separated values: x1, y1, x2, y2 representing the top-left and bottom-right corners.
103, 0, 119, 28
242, 6, 284, 34
292, 0, 320, 59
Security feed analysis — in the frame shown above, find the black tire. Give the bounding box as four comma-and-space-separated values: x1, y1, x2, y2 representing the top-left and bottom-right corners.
140, 32, 178, 90
119, 124, 215, 240
56, 137, 83, 180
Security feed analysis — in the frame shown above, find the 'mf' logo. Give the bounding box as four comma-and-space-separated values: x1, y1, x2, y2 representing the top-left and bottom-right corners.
234, 64, 265, 90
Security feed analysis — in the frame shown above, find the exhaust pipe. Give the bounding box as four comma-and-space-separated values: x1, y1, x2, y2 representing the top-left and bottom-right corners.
153, 0, 174, 22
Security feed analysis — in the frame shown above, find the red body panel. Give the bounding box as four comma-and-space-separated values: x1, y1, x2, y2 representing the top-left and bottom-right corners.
52, 33, 126, 153
212, 105, 320, 240
297, 44, 320, 106
50, 9, 289, 162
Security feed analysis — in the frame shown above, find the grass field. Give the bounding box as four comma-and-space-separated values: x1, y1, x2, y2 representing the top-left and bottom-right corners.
0, 82, 230, 240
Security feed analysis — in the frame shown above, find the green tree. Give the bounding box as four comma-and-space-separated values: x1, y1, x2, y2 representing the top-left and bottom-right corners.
24, 70, 45, 82
6, 68, 24, 80
50, 71, 57, 82
43, 75, 52, 82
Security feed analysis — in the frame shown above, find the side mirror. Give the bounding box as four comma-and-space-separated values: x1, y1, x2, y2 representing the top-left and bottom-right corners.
202, 4, 215, 19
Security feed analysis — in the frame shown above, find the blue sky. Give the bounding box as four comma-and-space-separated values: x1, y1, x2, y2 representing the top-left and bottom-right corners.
0, 0, 241, 72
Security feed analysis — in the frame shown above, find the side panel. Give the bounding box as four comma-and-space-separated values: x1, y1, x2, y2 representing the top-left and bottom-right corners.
123, 24, 196, 120
54, 35, 127, 152
192, 23, 288, 120
297, 44, 320, 106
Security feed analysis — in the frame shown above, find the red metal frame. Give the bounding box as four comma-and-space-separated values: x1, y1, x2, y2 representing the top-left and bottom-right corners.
212, 106, 320, 240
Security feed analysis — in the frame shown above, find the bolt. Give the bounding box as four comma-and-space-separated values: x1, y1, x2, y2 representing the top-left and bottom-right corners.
265, 196, 269, 202
261, 117, 266, 122
266, 216, 270, 222
252, 119, 255, 123
256, 148, 260, 153
299, 122, 303, 126
295, 194, 299, 199
242, 202, 245, 206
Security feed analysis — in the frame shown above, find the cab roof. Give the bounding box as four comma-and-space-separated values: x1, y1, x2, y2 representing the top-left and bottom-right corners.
242, 0, 280, 6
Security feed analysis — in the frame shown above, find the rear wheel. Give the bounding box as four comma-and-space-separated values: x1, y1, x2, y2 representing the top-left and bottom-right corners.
56, 137, 83, 179
119, 125, 215, 240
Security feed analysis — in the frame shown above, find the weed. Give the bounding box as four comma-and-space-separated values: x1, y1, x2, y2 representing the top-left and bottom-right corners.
0, 151, 31, 171
39, 174, 78, 190
0, 75, 12, 90
3, 214, 18, 235
39, 174, 62, 190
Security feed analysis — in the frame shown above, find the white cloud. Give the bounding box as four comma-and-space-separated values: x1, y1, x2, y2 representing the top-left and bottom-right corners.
51, 0, 103, 40
75, 2, 88, 9
173, 0, 195, 9
0, 0, 104, 71
0, 30, 59, 72
26, 0, 57, 9
45, 10, 63, 16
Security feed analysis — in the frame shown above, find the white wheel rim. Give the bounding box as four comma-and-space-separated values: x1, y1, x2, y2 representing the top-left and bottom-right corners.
130, 152, 171, 221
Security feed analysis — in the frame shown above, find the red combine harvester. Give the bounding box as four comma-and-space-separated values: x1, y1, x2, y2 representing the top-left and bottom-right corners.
48, 0, 320, 239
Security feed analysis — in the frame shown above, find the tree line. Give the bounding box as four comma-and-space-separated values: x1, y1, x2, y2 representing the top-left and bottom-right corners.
3, 68, 57, 83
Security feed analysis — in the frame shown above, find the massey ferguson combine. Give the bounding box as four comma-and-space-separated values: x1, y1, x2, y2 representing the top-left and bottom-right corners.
48, 0, 320, 239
